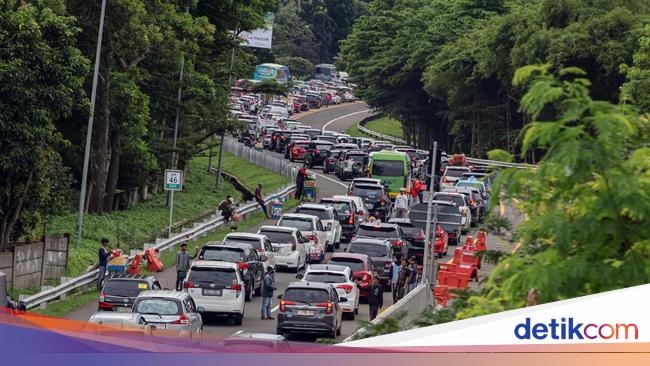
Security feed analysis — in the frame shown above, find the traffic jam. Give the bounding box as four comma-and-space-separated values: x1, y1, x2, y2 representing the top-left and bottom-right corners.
87, 74, 496, 345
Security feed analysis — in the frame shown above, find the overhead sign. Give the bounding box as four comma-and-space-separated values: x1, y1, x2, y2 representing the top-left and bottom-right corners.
164, 169, 183, 191
237, 12, 274, 49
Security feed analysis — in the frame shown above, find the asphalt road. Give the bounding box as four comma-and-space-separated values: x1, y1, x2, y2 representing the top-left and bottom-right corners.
65, 101, 514, 342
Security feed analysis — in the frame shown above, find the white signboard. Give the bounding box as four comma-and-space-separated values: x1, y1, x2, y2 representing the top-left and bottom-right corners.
238, 12, 274, 49
164, 169, 183, 191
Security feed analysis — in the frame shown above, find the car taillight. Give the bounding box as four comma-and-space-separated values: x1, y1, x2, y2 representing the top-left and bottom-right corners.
442, 177, 449, 183
348, 213, 354, 225
237, 261, 249, 271
336, 284, 353, 294
172, 314, 189, 325
99, 293, 105, 302
279, 299, 295, 312
316, 302, 334, 314
384, 261, 392, 269
380, 196, 386, 205
391, 240, 402, 247
228, 283, 242, 291
183, 281, 197, 289
308, 233, 318, 243
416, 232, 425, 241
469, 199, 475, 206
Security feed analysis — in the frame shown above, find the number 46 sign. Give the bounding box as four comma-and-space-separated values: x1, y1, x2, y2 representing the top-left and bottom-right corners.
164, 169, 183, 191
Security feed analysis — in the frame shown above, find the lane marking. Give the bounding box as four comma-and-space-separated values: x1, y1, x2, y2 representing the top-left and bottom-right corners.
294, 101, 366, 121
322, 109, 371, 133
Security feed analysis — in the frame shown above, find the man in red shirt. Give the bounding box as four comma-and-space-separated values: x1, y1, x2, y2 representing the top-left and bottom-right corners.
295, 164, 308, 200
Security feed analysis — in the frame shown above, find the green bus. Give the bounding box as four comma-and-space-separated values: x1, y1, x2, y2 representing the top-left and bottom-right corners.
368, 151, 411, 199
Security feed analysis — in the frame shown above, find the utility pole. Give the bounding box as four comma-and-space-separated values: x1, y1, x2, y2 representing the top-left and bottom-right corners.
76, 0, 107, 245
423, 141, 438, 285
216, 44, 237, 189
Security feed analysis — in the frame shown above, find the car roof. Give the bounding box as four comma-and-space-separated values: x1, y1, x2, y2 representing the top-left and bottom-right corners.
298, 203, 331, 211
258, 225, 298, 234
328, 253, 370, 262
359, 222, 399, 229
106, 273, 155, 282
387, 218, 411, 224
431, 200, 457, 206
190, 260, 239, 269
350, 238, 391, 246
286, 281, 333, 290
280, 213, 318, 220
136, 290, 188, 299
306, 264, 351, 274
202, 243, 248, 251
353, 184, 384, 190
225, 233, 266, 240
226, 332, 286, 341
88, 312, 143, 322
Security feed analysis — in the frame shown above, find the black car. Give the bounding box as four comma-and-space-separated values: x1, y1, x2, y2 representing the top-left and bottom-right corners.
354, 222, 410, 260
98, 274, 161, 311
276, 282, 344, 338
323, 150, 343, 173
319, 197, 359, 243
388, 218, 428, 265
304, 141, 334, 168
349, 184, 392, 221
306, 94, 322, 108
198, 243, 267, 301
346, 238, 396, 287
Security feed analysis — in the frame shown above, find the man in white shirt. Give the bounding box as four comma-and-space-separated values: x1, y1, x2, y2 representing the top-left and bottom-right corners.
394, 188, 409, 218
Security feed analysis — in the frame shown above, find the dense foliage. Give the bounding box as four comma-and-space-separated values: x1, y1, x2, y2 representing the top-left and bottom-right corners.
340, 0, 650, 155
0, 0, 276, 250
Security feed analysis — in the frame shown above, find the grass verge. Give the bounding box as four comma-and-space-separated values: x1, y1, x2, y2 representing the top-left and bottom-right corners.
346, 116, 404, 139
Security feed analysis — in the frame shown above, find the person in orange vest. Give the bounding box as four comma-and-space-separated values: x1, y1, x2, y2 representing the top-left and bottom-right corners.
411, 179, 426, 203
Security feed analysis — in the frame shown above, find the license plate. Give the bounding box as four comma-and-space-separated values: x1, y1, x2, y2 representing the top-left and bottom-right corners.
115, 306, 132, 313
151, 323, 167, 330
296, 310, 314, 316
203, 289, 222, 296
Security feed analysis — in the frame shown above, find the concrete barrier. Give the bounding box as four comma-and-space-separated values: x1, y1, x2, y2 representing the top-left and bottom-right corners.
343, 282, 434, 342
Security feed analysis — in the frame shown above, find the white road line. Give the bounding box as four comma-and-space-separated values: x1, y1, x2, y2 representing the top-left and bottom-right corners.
321, 109, 370, 133
289, 162, 349, 189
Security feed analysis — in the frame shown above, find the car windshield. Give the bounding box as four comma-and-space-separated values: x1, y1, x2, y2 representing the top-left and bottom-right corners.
134, 298, 181, 316
348, 243, 389, 257
188, 267, 237, 285
259, 230, 295, 244
225, 237, 261, 250
294, 142, 309, 148
347, 154, 367, 162
457, 182, 485, 193
283, 288, 330, 304
371, 160, 404, 176
199, 247, 245, 262
434, 194, 465, 207
320, 201, 352, 214
357, 226, 399, 239
103, 280, 149, 297
304, 272, 347, 284
315, 144, 333, 151
351, 186, 382, 201
279, 218, 314, 231
330, 151, 342, 158
328, 258, 364, 272
444, 169, 468, 178
296, 208, 331, 220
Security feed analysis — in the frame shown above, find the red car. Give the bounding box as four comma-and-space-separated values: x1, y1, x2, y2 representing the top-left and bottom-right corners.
327, 253, 374, 298
289, 141, 311, 162
434, 224, 449, 257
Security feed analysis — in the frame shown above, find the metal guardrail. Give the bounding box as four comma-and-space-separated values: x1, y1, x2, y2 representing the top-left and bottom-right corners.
20, 182, 296, 310
223, 137, 298, 182
356, 124, 407, 144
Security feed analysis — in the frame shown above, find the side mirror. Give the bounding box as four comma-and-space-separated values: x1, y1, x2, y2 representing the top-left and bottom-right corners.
338, 297, 348, 303
259, 255, 268, 262
295, 273, 304, 280
326, 223, 332, 231
196, 306, 206, 314
277, 294, 283, 299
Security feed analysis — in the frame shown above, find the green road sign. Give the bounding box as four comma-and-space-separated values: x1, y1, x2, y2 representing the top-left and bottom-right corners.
164, 169, 183, 191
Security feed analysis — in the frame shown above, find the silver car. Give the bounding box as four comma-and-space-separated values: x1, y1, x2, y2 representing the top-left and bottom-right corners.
86, 312, 148, 334
132, 290, 203, 338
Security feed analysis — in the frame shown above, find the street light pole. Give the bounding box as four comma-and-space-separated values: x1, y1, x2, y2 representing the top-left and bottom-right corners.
215, 45, 237, 189
423, 141, 438, 285
76, 0, 107, 245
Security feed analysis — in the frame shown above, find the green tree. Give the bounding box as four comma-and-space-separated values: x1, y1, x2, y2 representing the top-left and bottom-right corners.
0, 0, 88, 250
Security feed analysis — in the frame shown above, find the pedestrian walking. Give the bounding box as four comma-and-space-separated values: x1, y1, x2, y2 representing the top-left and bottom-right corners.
175, 243, 197, 291
368, 276, 384, 321
255, 183, 271, 219
394, 188, 409, 218
395, 258, 411, 301
295, 164, 308, 200
261, 266, 277, 320
390, 258, 401, 304
218, 195, 235, 222
407, 257, 418, 293
97, 238, 110, 291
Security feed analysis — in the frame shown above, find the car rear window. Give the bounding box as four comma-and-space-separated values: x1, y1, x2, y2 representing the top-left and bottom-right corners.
328, 258, 364, 272
278, 218, 314, 231
347, 154, 367, 162
351, 185, 382, 200
357, 226, 399, 239
259, 230, 295, 244
371, 160, 404, 176
434, 194, 465, 207
188, 266, 237, 285
348, 243, 389, 257
283, 288, 330, 304
134, 298, 181, 316
199, 247, 245, 262
315, 143, 333, 151
103, 280, 149, 297
295, 208, 331, 220
225, 237, 261, 250
444, 168, 469, 178
304, 272, 347, 284
320, 200, 352, 214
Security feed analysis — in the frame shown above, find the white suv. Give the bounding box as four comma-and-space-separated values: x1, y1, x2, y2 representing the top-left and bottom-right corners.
297, 264, 359, 320
294, 203, 342, 251
257, 226, 307, 272
277, 213, 327, 263
224, 233, 276, 270
183, 261, 246, 325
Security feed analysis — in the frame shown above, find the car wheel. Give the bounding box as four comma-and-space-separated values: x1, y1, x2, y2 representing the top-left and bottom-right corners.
233, 314, 243, 326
